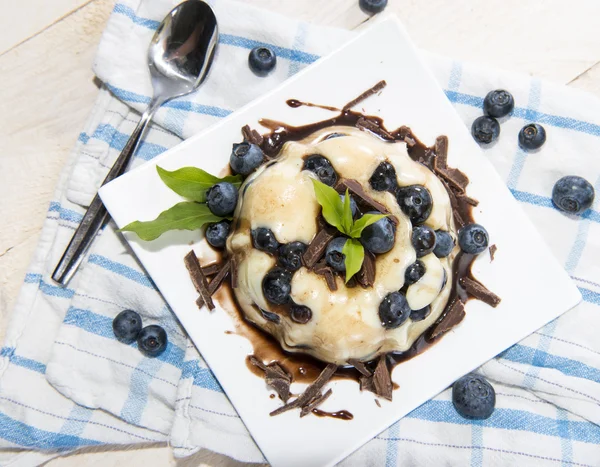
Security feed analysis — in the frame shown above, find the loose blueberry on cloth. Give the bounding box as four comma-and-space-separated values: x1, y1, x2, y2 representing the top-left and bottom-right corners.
1, 0, 600, 466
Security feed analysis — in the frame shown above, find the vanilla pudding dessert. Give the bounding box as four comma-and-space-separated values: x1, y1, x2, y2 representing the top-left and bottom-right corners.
227, 126, 458, 365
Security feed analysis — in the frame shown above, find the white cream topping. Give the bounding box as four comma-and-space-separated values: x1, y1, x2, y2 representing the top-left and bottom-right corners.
227, 127, 457, 364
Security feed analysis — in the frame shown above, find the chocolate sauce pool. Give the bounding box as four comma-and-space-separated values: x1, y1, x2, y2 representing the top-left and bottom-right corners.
209, 83, 485, 407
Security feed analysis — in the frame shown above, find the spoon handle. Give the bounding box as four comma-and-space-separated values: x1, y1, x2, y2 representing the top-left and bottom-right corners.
51, 98, 163, 285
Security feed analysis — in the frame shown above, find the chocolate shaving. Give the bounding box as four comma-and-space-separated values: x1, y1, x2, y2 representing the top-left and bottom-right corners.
303, 227, 336, 268
356, 117, 394, 140
184, 251, 214, 310
436, 167, 469, 193
360, 374, 376, 393
208, 260, 231, 295
230, 256, 238, 288
459, 276, 501, 308
270, 363, 337, 416
249, 355, 268, 372
313, 261, 337, 290
266, 362, 292, 403
442, 180, 466, 229
373, 355, 393, 401
489, 244, 497, 262
343, 80, 387, 111
428, 298, 466, 340
242, 124, 264, 146
434, 135, 448, 170
375, 399, 381, 408
357, 250, 376, 288
201, 263, 221, 276
457, 194, 479, 207
339, 179, 391, 216
300, 389, 333, 417
348, 359, 372, 377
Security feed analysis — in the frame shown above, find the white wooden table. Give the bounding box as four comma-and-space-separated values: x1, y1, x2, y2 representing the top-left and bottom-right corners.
1, 0, 599, 465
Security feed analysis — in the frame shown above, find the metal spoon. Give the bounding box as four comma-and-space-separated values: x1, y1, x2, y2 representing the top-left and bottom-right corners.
52, 0, 218, 285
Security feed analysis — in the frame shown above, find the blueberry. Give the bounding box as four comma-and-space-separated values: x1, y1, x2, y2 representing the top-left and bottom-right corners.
359, 0, 388, 14
206, 182, 238, 217
112, 310, 142, 344
410, 305, 431, 322
379, 292, 411, 329
278, 241, 307, 271
433, 230, 454, 258
518, 123, 546, 150
303, 155, 338, 186
340, 194, 358, 217
205, 220, 231, 249
452, 373, 496, 420
326, 237, 347, 272
360, 212, 395, 254
137, 325, 168, 357
458, 224, 489, 255
369, 161, 397, 192
324, 132, 347, 140
230, 142, 263, 175
248, 47, 276, 76
259, 308, 280, 324
552, 176, 595, 214
396, 185, 433, 224
471, 116, 500, 144
290, 304, 312, 324
483, 89, 514, 118
262, 267, 292, 305
252, 228, 280, 254
412, 226, 436, 257
404, 261, 426, 285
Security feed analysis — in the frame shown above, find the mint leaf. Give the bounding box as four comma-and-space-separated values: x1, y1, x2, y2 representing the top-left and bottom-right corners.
349, 213, 387, 238
343, 238, 364, 283
342, 189, 353, 234
120, 202, 223, 241
311, 178, 346, 233
157, 166, 242, 202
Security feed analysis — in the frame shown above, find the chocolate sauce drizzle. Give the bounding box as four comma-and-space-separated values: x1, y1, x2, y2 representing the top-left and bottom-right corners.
188, 81, 500, 416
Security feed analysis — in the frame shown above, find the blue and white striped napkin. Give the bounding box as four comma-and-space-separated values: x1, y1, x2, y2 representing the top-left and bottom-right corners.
1, 0, 600, 465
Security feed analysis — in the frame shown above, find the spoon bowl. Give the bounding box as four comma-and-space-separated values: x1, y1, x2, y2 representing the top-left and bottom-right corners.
149, 0, 218, 98
52, 0, 219, 285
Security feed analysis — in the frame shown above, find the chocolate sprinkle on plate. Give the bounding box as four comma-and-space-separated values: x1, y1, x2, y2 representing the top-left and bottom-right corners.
489, 244, 497, 261
342, 80, 387, 111
270, 363, 337, 416
372, 355, 393, 401
201, 263, 221, 276
242, 124, 264, 146
428, 298, 466, 340
300, 388, 333, 417
459, 276, 501, 308
356, 116, 394, 140
208, 260, 231, 295
436, 167, 469, 193
265, 362, 292, 403
434, 135, 448, 170
184, 251, 214, 310
348, 358, 372, 377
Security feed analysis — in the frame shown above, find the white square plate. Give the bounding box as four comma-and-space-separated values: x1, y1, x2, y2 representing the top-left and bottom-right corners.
99, 16, 581, 467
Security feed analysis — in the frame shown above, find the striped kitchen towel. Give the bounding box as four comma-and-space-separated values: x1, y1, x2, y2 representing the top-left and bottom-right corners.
1, 0, 599, 466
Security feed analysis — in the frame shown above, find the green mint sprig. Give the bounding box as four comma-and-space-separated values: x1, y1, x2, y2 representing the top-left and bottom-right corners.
311, 179, 386, 282
119, 166, 242, 241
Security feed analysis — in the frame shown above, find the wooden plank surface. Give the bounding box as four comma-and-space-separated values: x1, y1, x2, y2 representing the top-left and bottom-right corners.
0, 0, 599, 465
0, 0, 92, 54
